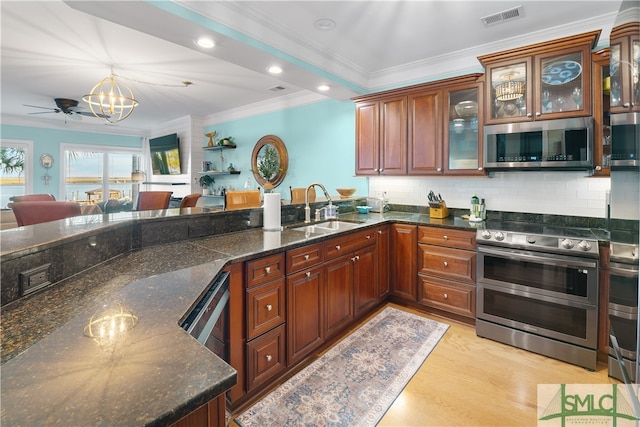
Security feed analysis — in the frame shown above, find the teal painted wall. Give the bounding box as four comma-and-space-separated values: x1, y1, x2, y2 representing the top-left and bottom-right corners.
205, 99, 368, 199
1, 124, 142, 198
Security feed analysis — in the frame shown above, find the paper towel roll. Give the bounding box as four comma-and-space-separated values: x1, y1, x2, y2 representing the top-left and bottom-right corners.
263, 230, 282, 250
263, 193, 281, 231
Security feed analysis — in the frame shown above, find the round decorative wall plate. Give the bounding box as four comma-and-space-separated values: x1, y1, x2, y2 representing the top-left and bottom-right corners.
39, 153, 54, 169
541, 60, 582, 85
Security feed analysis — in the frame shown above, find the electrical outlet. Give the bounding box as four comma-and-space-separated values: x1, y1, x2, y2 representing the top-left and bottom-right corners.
20, 263, 52, 296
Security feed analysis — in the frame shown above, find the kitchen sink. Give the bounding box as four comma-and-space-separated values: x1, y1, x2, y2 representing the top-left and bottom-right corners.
290, 220, 362, 235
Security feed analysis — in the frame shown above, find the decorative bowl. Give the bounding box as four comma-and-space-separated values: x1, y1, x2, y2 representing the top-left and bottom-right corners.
356, 206, 372, 214
454, 100, 478, 118
336, 188, 356, 198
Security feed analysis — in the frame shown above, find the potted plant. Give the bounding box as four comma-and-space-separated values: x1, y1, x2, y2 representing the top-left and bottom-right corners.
198, 175, 215, 195
254, 144, 280, 192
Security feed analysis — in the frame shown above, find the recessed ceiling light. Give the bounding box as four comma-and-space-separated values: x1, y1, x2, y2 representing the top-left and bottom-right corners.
268, 65, 283, 74
196, 37, 215, 48
318, 84, 331, 92
314, 18, 336, 31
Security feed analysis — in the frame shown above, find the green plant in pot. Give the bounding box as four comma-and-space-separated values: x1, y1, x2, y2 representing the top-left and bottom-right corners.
255, 145, 280, 192
198, 175, 215, 195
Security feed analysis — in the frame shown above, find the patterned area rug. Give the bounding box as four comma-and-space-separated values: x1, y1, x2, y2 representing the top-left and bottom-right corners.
234, 306, 449, 427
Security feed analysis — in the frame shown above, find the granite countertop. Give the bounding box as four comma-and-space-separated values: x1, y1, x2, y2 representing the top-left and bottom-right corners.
0, 209, 607, 426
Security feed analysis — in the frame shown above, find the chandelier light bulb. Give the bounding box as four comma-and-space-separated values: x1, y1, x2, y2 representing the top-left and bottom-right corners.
83, 71, 139, 124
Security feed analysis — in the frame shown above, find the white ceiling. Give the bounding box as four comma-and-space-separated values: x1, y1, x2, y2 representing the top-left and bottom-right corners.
0, 1, 622, 135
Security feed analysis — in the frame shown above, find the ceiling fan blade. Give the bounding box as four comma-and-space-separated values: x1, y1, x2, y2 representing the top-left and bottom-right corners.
24, 104, 57, 111
75, 111, 110, 119
28, 111, 58, 115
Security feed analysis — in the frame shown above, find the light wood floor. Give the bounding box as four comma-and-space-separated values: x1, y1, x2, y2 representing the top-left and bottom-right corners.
231, 303, 619, 426
378, 304, 619, 427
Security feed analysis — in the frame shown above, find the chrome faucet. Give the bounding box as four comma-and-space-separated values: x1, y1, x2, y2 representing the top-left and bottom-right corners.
304, 183, 332, 223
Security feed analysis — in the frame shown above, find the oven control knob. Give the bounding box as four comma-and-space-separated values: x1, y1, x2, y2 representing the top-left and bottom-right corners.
526, 236, 536, 244
494, 231, 505, 241
481, 230, 492, 240
577, 240, 592, 251
561, 238, 575, 249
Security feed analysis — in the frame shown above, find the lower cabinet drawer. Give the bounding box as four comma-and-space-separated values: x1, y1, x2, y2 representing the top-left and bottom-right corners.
418, 244, 476, 284
246, 324, 286, 392
246, 279, 285, 340
418, 275, 475, 318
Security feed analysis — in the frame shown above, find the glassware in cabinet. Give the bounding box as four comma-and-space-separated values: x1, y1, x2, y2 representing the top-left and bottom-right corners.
444, 84, 484, 175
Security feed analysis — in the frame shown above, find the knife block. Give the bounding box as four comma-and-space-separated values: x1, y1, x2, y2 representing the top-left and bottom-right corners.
429, 201, 449, 219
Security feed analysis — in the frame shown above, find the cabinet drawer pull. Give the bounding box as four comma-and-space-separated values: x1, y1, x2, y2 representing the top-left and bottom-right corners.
265, 266, 271, 274
266, 354, 272, 362
443, 261, 448, 267
366, 235, 371, 239
335, 245, 341, 251
443, 235, 448, 240
443, 293, 448, 299
304, 254, 310, 260
266, 304, 272, 312
306, 271, 311, 277
378, 230, 383, 234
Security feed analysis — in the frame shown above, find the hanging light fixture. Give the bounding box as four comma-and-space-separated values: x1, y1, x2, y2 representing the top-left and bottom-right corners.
495, 73, 525, 101
83, 69, 139, 124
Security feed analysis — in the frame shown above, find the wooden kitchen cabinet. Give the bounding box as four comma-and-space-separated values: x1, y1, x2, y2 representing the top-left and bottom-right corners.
592, 48, 611, 177
355, 74, 484, 177
355, 95, 407, 175
286, 264, 324, 365
244, 254, 287, 391
390, 224, 417, 301
376, 225, 390, 300
478, 31, 600, 124
417, 226, 476, 319
323, 254, 354, 338
609, 22, 640, 113
353, 243, 378, 318
170, 394, 226, 427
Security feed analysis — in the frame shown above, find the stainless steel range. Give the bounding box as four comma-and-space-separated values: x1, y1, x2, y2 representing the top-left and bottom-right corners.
608, 229, 640, 383
476, 222, 600, 370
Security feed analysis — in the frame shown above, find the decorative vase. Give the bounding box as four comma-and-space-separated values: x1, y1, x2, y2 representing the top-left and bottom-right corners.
262, 181, 274, 193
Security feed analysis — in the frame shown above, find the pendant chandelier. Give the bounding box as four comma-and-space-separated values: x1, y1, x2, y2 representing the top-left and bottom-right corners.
83, 69, 139, 124
495, 73, 525, 101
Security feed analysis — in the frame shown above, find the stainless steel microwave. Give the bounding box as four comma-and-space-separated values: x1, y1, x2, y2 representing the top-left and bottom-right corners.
611, 112, 640, 169
483, 117, 593, 171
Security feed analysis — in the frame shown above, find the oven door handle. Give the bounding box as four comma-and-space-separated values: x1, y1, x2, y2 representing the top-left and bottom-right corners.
609, 265, 639, 277
478, 246, 597, 269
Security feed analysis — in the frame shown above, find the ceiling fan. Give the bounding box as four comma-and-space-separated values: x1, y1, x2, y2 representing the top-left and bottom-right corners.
24, 98, 110, 120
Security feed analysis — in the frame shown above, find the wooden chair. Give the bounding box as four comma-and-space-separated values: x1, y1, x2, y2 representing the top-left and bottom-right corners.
136, 191, 173, 211
12, 201, 81, 226
290, 187, 315, 204
225, 190, 262, 211
179, 193, 202, 208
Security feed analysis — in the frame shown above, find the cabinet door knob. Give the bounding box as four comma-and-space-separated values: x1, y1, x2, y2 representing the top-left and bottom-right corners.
478, 167, 483, 171
304, 254, 310, 260
595, 165, 602, 171
378, 230, 383, 234
380, 168, 384, 173
443, 261, 448, 267
366, 235, 371, 239
436, 167, 442, 172
335, 245, 341, 251
351, 256, 357, 262
266, 304, 272, 311
623, 103, 631, 108
374, 168, 379, 172
265, 266, 271, 274
443, 235, 448, 240
535, 112, 541, 117
266, 354, 272, 362
443, 293, 448, 299
306, 271, 311, 277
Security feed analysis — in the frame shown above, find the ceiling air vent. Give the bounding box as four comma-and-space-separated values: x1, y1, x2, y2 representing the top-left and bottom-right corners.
481, 6, 523, 26
269, 85, 286, 92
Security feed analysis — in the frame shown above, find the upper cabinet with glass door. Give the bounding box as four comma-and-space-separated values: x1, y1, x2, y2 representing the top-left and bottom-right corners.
478, 31, 600, 125
609, 22, 640, 113
444, 83, 484, 175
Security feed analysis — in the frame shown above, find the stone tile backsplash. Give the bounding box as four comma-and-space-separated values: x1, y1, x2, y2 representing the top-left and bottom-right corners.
369, 171, 611, 219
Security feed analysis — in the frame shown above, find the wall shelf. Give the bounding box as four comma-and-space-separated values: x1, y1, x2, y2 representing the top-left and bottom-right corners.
202, 145, 237, 151
142, 181, 187, 185
198, 171, 241, 176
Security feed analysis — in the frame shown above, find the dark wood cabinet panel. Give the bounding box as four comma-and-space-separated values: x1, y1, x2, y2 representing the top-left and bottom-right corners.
286, 266, 324, 365
418, 226, 476, 250
390, 224, 417, 300
354, 243, 378, 317
418, 275, 475, 318
355, 100, 379, 175
408, 89, 441, 174
380, 96, 408, 175
323, 255, 354, 338
418, 244, 476, 285
246, 253, 285, 288
287, 242, 323, 274
377, 226, 390, 299
246, 279, 285, 340
246, 325, 286, 392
